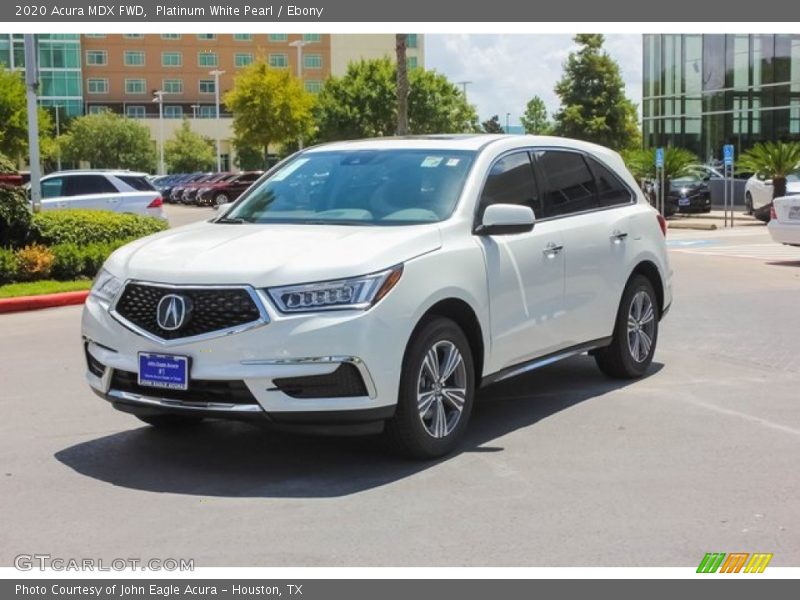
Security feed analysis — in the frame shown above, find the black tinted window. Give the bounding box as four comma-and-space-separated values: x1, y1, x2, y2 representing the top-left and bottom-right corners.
534, 150, 597, 218
479, 152, 538, 216
118, 175, 155, 191
66, 175, 118, 196
586, 157, 633, 208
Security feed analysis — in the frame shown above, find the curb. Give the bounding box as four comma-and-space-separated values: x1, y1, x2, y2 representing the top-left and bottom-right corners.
0, 290, 90, 314
667, 222, 718, 231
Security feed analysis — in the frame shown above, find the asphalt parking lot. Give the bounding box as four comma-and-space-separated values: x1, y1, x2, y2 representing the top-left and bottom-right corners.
1, 206, 799, 567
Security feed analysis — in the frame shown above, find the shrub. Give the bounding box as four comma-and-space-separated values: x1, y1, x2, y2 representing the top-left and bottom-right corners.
50, 243, 85, 280
0, 247, 19, 284
15, 244, 55, 281
0, 184, 33, 248
32, 210, 168, 246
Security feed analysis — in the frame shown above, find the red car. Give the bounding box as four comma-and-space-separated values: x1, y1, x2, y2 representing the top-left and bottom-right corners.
195, 171, 264, 207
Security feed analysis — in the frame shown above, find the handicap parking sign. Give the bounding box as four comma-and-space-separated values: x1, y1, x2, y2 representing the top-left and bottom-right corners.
655, 147, 664, 168
723, 144, 734, 166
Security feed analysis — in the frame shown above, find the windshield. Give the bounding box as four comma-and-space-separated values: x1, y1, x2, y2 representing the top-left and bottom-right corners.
225, 149, 476, 225
788, 172, 800, 183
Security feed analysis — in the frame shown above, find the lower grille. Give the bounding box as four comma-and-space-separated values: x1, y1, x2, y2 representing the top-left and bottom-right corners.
110, 370, 258, 405
271, 364, 368, 398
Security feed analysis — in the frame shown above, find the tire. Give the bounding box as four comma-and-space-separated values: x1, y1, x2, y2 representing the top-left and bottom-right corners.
745, 192, 753, 215
384, 317, 475, 459
214, 193, 229, 207
136, 414, 204, 428
594, 275, 659, 379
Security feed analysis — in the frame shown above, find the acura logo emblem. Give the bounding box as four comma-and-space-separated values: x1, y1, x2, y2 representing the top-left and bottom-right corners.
156, 294, 192, 331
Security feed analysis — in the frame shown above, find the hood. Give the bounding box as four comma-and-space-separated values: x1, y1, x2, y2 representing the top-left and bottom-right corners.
105, 220, 442, 287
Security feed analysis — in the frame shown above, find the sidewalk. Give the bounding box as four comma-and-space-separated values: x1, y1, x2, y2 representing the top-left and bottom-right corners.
667, 209, 763, 231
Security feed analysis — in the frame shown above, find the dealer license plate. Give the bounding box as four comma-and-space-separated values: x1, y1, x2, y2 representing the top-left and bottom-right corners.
138, 353, 189, 390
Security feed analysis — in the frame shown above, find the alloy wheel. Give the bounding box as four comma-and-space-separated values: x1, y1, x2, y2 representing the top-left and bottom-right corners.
416, 340, 468, 438
627, 290, 656, 363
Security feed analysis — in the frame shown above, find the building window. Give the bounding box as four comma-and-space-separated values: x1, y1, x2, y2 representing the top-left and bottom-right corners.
85, 34, 106, 39
124, 78, 146, 95
162, 79, 183, 94
407, 56, 418, 69
126, 105, 146, 118
198, 52, 218, 67
88, 105, 109, 114
198, 105, 216, 118
197, 34, 216, 40
161, 52, 182, 67
164, 105, 183, 118
38, 42, 80, 69
86, 78, 108, 94
407, 34, 418, 49
269, 53, 289, 68
123, 34, 144, 39
269, 34, 288, 42
161, 34, 181, 40
304, 80, 323, 94
124, 51, 145, 67
233, 34, 252, 41
303, 34, 321, 43
85, 50, 107, 66
235, 53, 254, 68
304, 54, 322, 69
199, 79, 216, 94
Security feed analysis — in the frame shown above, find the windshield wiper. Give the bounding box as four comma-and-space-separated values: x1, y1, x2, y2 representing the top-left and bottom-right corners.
215, 217, 247, 224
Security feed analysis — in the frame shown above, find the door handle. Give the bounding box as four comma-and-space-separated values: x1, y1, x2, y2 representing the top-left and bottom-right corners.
610, 230, 628, 242
107, 198, 120, 204
543, 242, 564, 257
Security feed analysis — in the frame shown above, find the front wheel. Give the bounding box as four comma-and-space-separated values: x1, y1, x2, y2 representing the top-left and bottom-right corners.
745, 192, 753, 215
594, 275, 659, 379
214, 193, 229, 207
384, 317, 475, 459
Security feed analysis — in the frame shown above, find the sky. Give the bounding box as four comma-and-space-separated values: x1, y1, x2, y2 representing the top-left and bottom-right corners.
425, 34, 643, 127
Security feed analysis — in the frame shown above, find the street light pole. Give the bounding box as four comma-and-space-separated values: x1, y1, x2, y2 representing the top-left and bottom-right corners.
289, 40, 308, 150
23, 34, 42, 212
53, 104, 62, 171
152, 90, 165, 175
505, 112, 511, 134
209, 69, 225, 172
456, 80, 472, 100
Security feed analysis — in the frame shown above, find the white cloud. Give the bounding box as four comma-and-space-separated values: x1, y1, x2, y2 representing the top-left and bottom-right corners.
425, 34, 643, 126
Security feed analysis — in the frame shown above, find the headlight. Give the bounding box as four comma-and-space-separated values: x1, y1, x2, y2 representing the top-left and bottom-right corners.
90, 269, 123, 304
267, 266, 403, 313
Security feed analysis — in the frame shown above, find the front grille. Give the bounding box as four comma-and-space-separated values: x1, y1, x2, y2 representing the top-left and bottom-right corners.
110, 370, 258, 405
271, 364, 368, 398
114, 283, 262, 340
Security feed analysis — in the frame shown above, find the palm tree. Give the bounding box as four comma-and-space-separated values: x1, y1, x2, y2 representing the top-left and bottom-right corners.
737, 141, 800, 201
395, 34, 409, 136
623, 147, 698, 210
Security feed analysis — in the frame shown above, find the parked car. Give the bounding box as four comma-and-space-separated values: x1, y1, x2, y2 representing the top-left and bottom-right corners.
158, 173, 194, 203
767, 196, 800, 247
182, 173, 233, 205
745, 171, 800, 222
82, 135, 671, 459
196, 171, 264, 207
667, 169, 713, 214
38, 170, 164, 219
169, 173, 212, 203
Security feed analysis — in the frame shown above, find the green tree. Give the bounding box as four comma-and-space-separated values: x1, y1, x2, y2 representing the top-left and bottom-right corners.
737, 141, 800, 200
59, 111, 155, 171
553, 34, 640, 150
224, 61, 314, 167
0, 70, 55, 161
164, 120, 216, 173
520, 96, 551, 135
314, 58, 478, 141
481, 115, 504, 134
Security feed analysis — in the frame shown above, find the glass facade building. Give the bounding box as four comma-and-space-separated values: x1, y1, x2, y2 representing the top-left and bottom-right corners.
643, 34, 800, 162
0, 34, 84, 118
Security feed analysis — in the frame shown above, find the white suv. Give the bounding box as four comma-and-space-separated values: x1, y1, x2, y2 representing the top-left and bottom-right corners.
82, 135, 672, 459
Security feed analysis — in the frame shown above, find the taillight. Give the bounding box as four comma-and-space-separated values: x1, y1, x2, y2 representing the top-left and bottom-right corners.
769, 204, 777, 221
147, 196, 163, 208
656, 213, 667, 237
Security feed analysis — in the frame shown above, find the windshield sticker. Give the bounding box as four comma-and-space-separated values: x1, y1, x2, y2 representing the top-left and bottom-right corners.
446, 158, 461, 167
271, 158, 310, 181
421, 156, 444, 168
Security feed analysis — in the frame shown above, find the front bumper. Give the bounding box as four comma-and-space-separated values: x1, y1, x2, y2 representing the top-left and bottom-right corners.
82, 285, 410, 423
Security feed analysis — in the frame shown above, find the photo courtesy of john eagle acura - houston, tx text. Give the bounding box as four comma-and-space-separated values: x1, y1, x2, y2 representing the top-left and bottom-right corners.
81, 134, 672, 459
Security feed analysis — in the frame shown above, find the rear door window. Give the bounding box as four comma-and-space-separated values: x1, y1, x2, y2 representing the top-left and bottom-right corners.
65, 175, 118, 196
533, 150, 597, 218
585, 157, 634, 208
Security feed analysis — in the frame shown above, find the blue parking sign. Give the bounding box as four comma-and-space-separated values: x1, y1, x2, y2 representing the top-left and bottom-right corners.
723, 144, 734, 166
655, 147, 664, 168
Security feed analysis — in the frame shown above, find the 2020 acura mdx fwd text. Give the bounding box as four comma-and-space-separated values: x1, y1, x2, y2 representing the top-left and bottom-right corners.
82, 135, 672, 459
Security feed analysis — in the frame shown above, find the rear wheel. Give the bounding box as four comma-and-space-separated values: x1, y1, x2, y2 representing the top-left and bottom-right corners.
136, 414, 204, 428
745, 192, 753, 215
594, 275, 659, 379
384, 317, 475, 459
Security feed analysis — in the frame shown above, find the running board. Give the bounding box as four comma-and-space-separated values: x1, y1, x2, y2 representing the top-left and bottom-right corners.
480, 337, 612, 387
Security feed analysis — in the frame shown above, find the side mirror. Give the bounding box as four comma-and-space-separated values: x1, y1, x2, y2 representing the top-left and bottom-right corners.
475, 204, 535, 235
215, 202, 233, 212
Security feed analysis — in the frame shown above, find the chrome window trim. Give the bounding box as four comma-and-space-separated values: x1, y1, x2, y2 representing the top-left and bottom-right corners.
109, 280, 270, 346
240, 355, 378, 399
